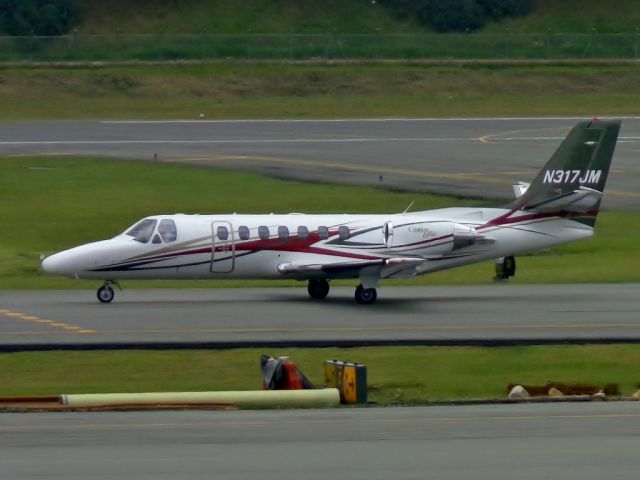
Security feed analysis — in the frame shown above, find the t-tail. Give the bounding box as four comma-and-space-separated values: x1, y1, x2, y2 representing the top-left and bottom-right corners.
508, 118, 621, 227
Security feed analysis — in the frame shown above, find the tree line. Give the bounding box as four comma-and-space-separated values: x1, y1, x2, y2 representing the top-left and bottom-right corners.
0, 0, 536, 37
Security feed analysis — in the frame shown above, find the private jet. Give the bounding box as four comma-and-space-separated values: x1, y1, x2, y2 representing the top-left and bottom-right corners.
42, 119, 620, 304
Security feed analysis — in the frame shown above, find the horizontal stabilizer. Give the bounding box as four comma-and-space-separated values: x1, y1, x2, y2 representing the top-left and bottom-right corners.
512, 182, 530, 198
523, 186, 603, 213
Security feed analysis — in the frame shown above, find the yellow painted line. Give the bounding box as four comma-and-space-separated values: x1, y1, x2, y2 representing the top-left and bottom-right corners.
1, 307, 96, 335
607, 190, 640, 198
166, 154, 512, 186
165, 150, 640, 198
478, 126, 569, 144
8, 152, 71, 158
2, 412, 640, 433
97, 321, 640, 337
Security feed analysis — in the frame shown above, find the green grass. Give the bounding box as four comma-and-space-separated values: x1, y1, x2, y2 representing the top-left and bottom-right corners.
1, 155, 639, 289
1, 346, 639, 402
3, 63, 640, 120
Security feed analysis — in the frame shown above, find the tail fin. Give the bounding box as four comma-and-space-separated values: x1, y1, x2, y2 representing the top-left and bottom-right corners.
509, 118, 621, 226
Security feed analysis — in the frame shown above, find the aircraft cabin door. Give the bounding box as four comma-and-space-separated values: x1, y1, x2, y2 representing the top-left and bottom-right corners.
211, 221, 235, 273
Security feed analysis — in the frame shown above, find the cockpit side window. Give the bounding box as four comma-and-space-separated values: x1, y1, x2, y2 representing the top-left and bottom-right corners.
125, 219, 157, 243
158, 219, 177, 242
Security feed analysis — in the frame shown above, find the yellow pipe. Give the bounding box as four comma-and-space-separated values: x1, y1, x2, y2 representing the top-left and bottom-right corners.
60, 388, 340, 408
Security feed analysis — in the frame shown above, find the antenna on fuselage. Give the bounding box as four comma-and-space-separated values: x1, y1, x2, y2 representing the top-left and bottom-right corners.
401, 201, 415, 215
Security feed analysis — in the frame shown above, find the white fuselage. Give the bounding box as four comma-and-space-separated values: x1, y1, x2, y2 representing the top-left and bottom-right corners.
41, 207, 594, 282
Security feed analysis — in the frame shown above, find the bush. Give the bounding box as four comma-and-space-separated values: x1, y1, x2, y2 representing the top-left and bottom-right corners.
0, 0, 81, 36
383, 0, 535, 32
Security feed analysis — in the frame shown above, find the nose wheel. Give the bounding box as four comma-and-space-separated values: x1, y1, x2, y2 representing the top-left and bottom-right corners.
97, 281, 118, 303
308, 279, 330, 300
355, 284, 377, 305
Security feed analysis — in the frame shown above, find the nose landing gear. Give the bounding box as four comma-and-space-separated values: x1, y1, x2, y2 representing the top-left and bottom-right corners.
97, 281, 120, 303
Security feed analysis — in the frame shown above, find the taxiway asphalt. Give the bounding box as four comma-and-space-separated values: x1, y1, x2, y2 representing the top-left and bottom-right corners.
1, 284, 639, 348
2, 402, 640, 479
1, 117, 639, 209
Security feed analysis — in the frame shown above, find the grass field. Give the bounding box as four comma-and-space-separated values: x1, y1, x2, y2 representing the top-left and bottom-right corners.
1, 155, 638, 290
2, 346, 639, 402
2, 63, 640, 120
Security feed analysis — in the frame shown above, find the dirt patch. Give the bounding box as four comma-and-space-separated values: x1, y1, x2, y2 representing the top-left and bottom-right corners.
94, 74, 141, 91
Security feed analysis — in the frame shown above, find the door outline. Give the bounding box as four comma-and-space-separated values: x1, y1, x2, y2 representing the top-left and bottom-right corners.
211, 221, 235, 273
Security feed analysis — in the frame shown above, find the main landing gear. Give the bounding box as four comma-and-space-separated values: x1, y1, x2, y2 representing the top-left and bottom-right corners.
97, 281, 119, 304
307, 279, 378, 304
494, 256, 516, 281
307, 279, 330, 300
355, 284, 377, 305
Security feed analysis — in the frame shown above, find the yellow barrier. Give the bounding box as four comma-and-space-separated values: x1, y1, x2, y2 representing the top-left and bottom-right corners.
324, 360, 367, 404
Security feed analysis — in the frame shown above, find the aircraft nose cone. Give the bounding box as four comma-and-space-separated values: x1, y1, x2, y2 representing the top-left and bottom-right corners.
41, 252, 68, 276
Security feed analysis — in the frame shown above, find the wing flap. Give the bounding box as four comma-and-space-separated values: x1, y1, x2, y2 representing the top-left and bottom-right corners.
277, 257, 425, 278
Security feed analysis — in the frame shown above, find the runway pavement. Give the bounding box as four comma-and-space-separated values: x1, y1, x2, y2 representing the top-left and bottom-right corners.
1, 284, 639, 348
2, 402, 640, 479
1, 117, 639, 209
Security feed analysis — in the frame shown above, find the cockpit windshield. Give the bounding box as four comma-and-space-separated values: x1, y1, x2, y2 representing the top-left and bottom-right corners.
124, 219, 157, 243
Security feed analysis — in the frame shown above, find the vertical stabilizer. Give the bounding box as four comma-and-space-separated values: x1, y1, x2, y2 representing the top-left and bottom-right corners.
509, 119, 621, 225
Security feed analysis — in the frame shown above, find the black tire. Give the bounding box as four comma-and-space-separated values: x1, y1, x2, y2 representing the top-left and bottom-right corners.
355, 284, 377, 305
504, 256, 516, 278
97, 285, 115, 303
308, 279, 330, 300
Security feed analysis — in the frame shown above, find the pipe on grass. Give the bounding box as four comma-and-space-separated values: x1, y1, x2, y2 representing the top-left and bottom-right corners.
60, 388, 340, 408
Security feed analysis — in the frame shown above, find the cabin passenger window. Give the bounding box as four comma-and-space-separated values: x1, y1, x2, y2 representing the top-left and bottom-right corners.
318, 226, 329, 240
217, 226, 229, 241
338, 226, 350, 240
158, 219, 177, 242
297, 226, 309, 240
238, 226, 250, 241
125, 219, 157, 243
258, 226, 270, 240
278, 226, 289, 240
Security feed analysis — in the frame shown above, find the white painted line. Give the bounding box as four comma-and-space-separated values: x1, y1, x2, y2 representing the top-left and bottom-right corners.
2, 136, 638, 146
101, 116, 640, 124
497, 136, 640, 141
0, 137, 479, 145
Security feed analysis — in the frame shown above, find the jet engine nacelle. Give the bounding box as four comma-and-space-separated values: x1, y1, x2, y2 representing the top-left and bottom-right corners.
391, 221, 485, 255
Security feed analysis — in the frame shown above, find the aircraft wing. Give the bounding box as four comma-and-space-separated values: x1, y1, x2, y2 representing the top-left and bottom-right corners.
277, 257, 425, 279
524, 186, 603, 213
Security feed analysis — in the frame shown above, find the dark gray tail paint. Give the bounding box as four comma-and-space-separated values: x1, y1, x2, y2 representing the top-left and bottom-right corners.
509, 119, 621, 225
